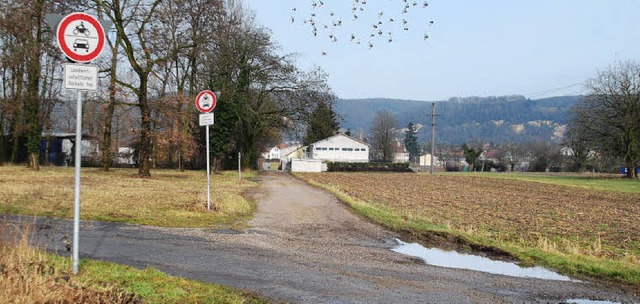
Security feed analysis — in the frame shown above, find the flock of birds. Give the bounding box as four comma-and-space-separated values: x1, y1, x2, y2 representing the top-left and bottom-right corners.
290, 0, 434, 55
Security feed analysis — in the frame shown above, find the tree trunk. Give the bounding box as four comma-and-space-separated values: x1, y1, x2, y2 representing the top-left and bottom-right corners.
137, 76, 152, 178
10, 123, 20, 163
43, 133, 50, 166
625, 158, 634, 179
10, 65, 24, 164
24, 0, 44, 170
178, 151, 184, 171
101, 31, 122, 172
101, 99, 116, 171
0, 118, 4, 164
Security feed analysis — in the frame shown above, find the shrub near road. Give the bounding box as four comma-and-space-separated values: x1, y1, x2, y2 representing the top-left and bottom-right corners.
299, 172, 640, 285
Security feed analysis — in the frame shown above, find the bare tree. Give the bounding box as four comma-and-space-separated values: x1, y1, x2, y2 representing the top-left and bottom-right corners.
571, 60, 640, 178
436, 143, 458, 171
526, 141, 562, 172
496, 141, 526, 172
370, 110, 397, 162
564, 115, 593, 172
0, 0, 82, 167
96, 0, 199, 177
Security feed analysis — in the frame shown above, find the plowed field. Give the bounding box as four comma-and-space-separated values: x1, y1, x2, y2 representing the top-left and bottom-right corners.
303, 173, 640, 258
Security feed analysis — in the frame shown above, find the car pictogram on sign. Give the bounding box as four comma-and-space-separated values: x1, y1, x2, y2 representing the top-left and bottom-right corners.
73, 39, 90, 52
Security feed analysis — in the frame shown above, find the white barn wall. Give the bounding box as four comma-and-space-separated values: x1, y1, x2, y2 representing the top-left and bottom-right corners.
291, 159, 324, 172
309, 135, 369, 163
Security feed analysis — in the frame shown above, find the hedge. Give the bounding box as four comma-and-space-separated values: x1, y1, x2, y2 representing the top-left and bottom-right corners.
327, 162, 413, 172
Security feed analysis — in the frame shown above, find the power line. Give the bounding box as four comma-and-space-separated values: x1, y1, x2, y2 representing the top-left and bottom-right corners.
526, 81, 586, 99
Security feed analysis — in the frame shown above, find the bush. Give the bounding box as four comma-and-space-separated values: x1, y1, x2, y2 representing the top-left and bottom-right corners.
327, 162, 412, 172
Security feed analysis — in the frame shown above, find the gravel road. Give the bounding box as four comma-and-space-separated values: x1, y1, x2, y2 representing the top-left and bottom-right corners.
5, 172, 637, 303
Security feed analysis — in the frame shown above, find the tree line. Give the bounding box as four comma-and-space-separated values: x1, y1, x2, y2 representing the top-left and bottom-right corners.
0, 0, 334, 177
366, 61, 640, 178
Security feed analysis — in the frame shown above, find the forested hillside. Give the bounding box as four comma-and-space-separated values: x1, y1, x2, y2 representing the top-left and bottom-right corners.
335, 95, 582, 144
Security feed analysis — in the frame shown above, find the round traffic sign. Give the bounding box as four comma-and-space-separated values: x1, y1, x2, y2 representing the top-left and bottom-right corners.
57, 12, 105, 63
195, 90, 217, 113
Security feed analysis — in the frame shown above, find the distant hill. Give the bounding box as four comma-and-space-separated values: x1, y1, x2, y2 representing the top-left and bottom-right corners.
335, 95, 583, 145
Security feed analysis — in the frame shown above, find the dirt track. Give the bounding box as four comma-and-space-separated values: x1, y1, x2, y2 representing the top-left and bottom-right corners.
7, 172, 637, 303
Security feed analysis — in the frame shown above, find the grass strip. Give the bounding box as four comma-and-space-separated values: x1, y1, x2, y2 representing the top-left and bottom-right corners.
61, 256, 267, 304
297, 173, 640, 287
457, 172, 640, 194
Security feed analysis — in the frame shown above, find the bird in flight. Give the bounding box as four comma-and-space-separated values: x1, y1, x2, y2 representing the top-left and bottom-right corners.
291, 1, 434, 52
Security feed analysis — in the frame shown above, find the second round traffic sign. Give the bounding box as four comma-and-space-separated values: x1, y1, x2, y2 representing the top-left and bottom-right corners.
56, 12, 105, 63
195, 90, 217, 113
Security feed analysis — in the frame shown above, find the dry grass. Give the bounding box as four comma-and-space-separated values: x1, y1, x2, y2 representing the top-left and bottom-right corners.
0, 222, 140, 303
0, 166, 257, 228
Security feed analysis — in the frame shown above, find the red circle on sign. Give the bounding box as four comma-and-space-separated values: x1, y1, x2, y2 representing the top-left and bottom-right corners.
195, 90, 217, 113
57, 12, 105, 63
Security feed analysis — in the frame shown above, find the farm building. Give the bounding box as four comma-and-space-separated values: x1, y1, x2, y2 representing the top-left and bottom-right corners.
305, 134, 369, 163
281, 134, 369, 172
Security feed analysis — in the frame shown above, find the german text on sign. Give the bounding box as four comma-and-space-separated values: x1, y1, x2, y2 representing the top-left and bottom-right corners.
64, 64, 98, 91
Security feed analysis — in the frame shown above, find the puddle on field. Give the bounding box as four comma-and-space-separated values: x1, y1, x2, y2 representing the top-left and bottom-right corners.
565, 299, 621, 304
392, 239, 574, 281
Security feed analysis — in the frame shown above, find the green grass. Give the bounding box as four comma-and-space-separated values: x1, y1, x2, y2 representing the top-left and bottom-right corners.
67, 257, 267, 304
458, 172, 640, 193
298, 173, 640, 287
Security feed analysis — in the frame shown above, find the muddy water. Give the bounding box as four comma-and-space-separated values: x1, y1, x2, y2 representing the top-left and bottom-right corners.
392, 239, 574, 281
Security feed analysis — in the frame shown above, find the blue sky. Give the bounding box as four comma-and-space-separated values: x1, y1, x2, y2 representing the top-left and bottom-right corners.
244, 1, 640, 101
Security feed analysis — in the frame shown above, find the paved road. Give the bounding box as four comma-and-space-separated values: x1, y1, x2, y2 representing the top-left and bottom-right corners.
5, 172, 637, 303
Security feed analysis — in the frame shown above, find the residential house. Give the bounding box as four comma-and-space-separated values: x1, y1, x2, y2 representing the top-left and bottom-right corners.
261, 144, 285, 160
393, 140, 409, 163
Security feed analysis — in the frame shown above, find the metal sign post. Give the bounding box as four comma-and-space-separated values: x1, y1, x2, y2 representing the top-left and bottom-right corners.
206, 125, 211, 210
72, 90, 82, 274
63, 64, 98, 274
196, 91, 217, 211
55, 12, 105, 275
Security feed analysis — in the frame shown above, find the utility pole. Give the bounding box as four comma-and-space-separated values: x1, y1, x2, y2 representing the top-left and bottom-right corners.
428, 102, 441, 175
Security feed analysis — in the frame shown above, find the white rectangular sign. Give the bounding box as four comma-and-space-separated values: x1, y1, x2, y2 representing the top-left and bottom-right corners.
199, 113, 214, 126
64, 63, 98, 91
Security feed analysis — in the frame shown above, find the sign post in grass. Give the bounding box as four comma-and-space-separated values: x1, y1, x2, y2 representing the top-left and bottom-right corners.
54, 12, 107, 275
195, 90, 218, 211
